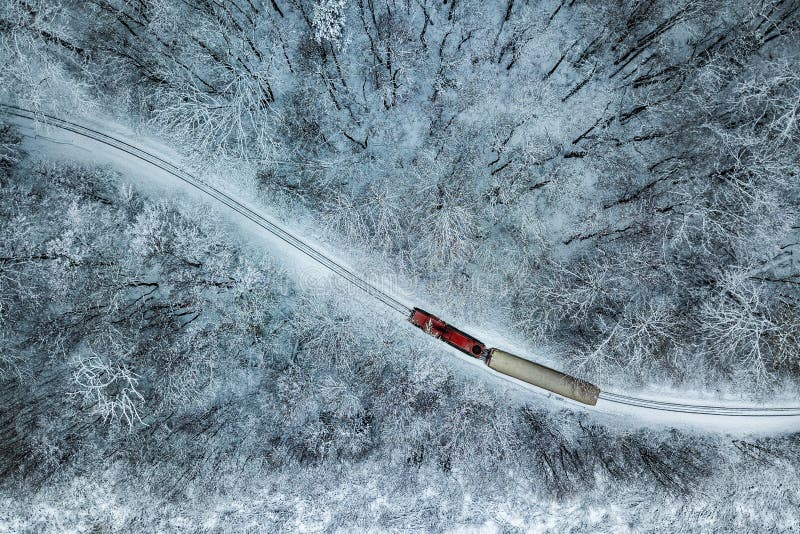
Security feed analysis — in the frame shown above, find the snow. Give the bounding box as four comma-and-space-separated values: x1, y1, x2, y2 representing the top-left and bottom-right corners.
6, 112, 401, 314
8, 109, 800, 437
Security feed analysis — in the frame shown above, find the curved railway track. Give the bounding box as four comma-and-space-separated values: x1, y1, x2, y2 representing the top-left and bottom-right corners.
0, 104, 410, 316
4, 103, 800, 421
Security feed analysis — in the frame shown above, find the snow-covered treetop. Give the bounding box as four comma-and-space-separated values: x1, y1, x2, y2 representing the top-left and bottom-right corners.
312, 0, 347, 44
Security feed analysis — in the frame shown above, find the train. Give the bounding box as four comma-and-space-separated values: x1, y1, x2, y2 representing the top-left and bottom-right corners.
0, 105, 599, 407
409, 308, 600, 406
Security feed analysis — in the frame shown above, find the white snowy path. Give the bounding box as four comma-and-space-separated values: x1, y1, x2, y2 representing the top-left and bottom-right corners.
4, 105, 800, 436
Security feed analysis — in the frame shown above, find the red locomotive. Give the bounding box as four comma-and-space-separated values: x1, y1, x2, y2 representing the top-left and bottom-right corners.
409, 308, 486, 358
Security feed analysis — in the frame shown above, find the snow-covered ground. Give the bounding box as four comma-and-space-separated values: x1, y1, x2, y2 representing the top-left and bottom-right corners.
8, 108, 800, 437
3, 1, 800, 530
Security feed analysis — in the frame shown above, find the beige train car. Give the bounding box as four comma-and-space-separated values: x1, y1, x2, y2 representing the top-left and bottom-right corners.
486, 348, 600, 406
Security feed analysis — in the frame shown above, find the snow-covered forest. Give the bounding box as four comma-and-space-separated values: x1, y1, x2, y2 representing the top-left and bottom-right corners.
1, 0, 800, 531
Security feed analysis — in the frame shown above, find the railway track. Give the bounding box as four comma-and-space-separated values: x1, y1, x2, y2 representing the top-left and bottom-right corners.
599, 392, 800, 417
0, 104, 410, 316
4, 103, 800, 421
